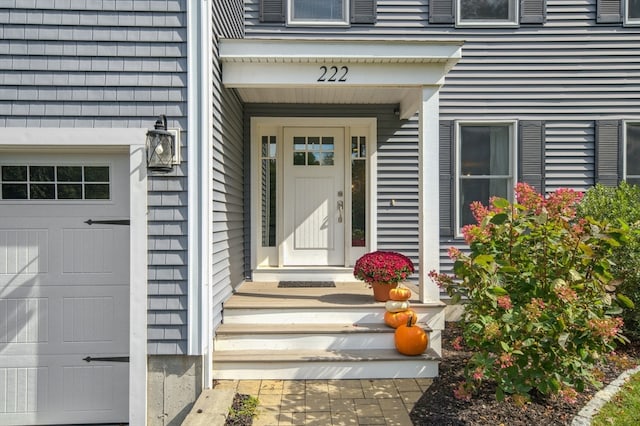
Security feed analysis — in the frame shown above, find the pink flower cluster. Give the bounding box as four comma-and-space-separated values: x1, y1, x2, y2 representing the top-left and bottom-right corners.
353, 251, 414, 285
588, 317, 624, 341
498, 353, 514, 369
497, 295, 512, 310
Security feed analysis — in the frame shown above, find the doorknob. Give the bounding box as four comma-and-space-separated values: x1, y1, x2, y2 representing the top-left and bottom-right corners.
337, 200, 344, 223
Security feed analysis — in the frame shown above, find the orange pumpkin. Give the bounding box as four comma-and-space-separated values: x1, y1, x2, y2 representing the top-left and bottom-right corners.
384, 309, 417, 329
394, 315, 428, 356
389, 286, 412, 301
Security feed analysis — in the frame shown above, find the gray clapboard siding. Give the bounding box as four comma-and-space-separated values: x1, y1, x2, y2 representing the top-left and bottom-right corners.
0, 0, 189, 355
212, 0, 245, 334
245, 0, 640, 277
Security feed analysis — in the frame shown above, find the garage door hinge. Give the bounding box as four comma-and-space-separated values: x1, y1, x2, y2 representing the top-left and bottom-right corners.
84, 219, 131, 226
83, 356, 130, 363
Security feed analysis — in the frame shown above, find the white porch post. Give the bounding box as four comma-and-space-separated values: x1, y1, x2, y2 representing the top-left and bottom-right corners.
418, 86, 441, 302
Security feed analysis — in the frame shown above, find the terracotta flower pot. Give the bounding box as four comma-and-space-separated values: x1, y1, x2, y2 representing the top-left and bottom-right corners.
371, 282, 398, 302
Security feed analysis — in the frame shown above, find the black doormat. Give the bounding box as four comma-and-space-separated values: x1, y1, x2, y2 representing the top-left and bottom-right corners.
277, 281, 336, 288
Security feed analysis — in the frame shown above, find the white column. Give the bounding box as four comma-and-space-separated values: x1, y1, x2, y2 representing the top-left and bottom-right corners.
418, 86, 441, 302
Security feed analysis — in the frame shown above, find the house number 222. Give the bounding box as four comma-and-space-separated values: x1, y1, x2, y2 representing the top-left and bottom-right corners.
318, 66, 348, 82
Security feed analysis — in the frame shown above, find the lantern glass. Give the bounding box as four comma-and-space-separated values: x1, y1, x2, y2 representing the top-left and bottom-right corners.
146, 130, 175, 172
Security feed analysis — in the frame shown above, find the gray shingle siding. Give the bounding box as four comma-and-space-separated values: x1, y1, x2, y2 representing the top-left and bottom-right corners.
0, 1, 189, 355
212, 0, 245, 333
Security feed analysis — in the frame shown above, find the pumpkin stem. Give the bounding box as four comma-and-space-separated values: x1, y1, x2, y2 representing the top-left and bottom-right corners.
406, 314, 414, 327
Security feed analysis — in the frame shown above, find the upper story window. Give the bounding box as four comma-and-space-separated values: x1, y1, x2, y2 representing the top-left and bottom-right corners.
457, 0, 518, 26
627, 0, 640, 24
457, 122, 516, 229
430, 0, 546, 26
625, 122, 640, 185
259, 0, 376, 26
289, 0, 348, 25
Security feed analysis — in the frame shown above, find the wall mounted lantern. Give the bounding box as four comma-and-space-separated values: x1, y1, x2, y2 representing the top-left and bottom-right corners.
146, 114, 178, 172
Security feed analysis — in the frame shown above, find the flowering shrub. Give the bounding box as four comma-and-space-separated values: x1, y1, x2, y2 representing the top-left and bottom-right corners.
578, 182, 640, 340
429, 183, 630, 402
353, 251, 414, 285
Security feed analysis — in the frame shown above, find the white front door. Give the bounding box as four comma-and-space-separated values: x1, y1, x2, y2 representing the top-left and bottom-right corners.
282, 127, 345, 266
0, 152, 129, 425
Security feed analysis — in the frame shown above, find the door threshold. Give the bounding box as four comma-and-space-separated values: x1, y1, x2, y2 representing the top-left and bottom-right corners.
252, 267, 358, 283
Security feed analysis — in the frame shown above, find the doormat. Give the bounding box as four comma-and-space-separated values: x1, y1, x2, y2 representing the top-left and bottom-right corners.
278, 281, 336, 288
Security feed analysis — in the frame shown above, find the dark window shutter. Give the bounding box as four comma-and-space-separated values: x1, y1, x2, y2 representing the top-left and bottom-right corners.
518, 121, 545, 193
351, 0, 376, 24
595, 120, 622, 187
429, 0, 455, 24
520, 0, 546, 24
260, 0, 285, 23
439, 120, 455, 236
597, 0, 622, 23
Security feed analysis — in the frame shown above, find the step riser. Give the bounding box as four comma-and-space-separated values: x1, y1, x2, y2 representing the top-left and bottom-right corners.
212, 360, 439, 380
216, 332, 442, 353
216, 333, 395, 351
222, 308, 445, 327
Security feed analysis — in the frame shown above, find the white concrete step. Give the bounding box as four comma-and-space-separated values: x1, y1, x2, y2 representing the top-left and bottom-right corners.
215, 322, 432, 351
212, 348, 440, 380
221, 303, 445, 326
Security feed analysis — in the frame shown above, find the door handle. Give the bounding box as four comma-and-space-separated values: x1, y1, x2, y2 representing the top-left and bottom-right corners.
337, 200, 344, 223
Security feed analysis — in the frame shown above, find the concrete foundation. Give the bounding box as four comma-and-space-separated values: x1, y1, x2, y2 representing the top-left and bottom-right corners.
147, 355, 203, 426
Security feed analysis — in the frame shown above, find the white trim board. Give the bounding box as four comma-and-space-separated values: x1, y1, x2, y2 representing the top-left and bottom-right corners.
0, 127, 148, 426
220, 39, 462, 120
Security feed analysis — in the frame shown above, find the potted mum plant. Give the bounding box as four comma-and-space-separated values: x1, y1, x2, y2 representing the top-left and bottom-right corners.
353, 251, 414, 301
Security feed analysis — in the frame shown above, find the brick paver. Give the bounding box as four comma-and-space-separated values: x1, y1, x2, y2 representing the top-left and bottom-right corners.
227, 378, 425, 425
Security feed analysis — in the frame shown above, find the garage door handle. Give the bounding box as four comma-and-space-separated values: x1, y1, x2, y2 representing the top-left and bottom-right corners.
84, 219, 130, 226
83, 356, 130, 363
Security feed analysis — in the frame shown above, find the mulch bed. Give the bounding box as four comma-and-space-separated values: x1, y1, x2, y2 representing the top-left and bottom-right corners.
410, 322, 640, 425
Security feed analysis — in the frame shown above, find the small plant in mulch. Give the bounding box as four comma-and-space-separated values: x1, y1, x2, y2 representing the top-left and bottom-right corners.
225, 393, 258, 426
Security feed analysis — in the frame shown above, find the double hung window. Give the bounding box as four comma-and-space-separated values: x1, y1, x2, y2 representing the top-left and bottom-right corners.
457, 123, 515, 229
457, 0, 518, 26
627, 0, 640, 24
289, 0, 348, 25
625, 123, 640, 185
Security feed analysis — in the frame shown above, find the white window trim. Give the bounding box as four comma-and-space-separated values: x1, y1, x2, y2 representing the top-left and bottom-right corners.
454, 120, 518, 237
455, 0, 520, 28
625, 0, 640, 25
287, 0, 350, 26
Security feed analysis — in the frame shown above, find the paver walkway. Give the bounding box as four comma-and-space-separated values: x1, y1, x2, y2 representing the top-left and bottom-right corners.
214, 378, 432, 426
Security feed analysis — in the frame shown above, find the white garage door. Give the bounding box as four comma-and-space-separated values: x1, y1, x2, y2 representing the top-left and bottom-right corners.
0, 152, 130, 425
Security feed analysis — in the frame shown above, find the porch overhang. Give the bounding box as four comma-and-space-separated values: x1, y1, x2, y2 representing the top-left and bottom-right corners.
219, 39, 462, 119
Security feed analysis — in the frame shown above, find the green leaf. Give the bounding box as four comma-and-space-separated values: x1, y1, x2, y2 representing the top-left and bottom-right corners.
490, 213, 509, 225
498, 265, 518, 274
500, 341, 510, 352
473, 254, 494, 266
617, 293, 635, 309
492, 197, 510, 209
488, 286, 508, 296
549, 377, 561, 392
496, 387, 505, 402
558, 332, 569, 350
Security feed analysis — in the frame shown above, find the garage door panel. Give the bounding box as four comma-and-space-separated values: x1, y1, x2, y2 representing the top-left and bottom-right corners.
0, 228, 48, 276
0, 285, 128, 356
0, 355, 128, 425
1, 152, 130, 424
